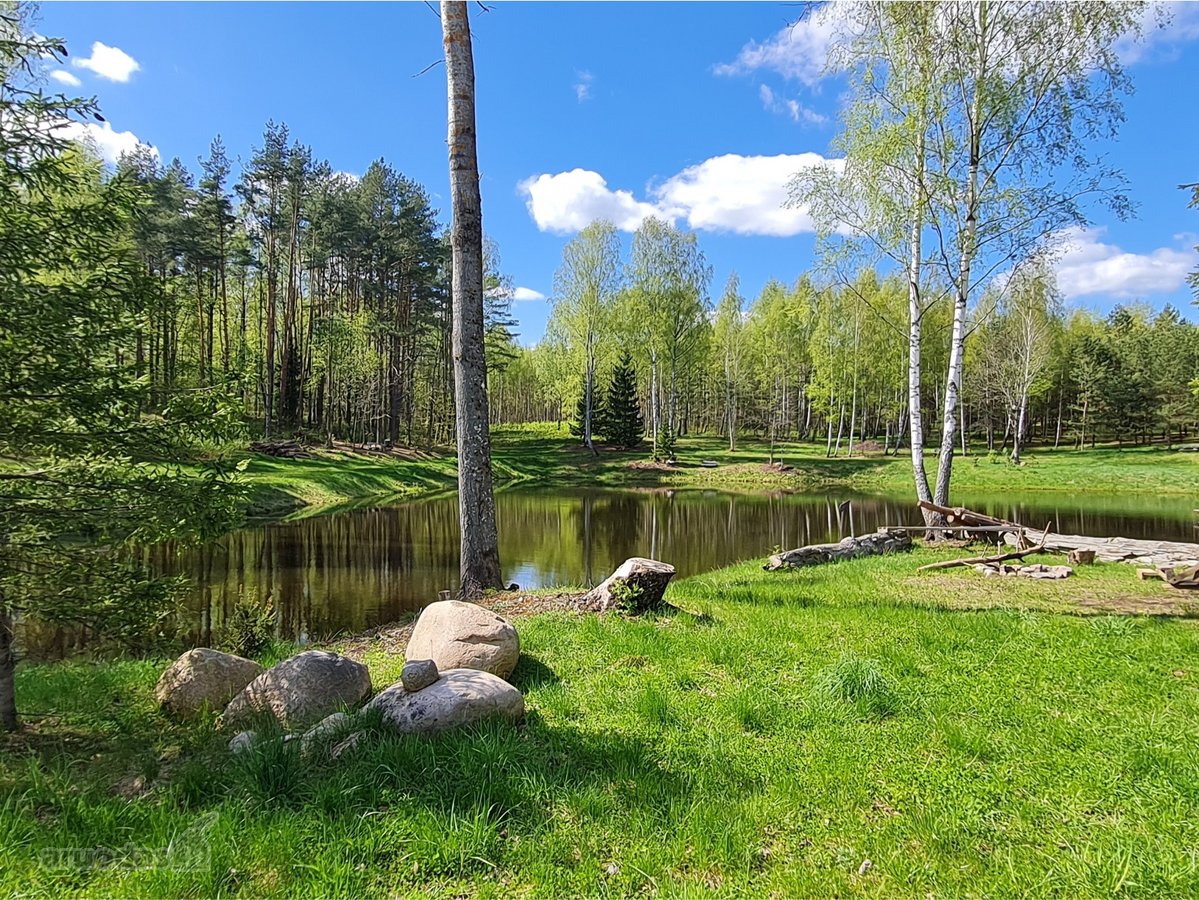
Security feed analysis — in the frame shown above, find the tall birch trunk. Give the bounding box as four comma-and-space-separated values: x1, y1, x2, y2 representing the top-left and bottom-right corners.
933, 0, 986, 508
442, 0, 503, 598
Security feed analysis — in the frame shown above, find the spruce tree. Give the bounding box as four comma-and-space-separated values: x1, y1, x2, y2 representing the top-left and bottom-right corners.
570, 389, 605, 441
603, 352, 645, 449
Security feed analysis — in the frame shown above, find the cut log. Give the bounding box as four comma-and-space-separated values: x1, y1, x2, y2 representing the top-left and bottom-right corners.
917, 500, 1020, 530
578, 557, 676, 613
764, 528, 913, 571
1002, 532, 1199, 568
1138, 564, 1199, 589
1067, 549, 1096, 566
700, 459, 719, 468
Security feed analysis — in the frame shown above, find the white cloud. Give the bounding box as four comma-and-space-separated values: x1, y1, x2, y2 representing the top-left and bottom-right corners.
49, 69, 81, 87
715, 10, 840, 86
57, 119, 157, 164
519, 169, 664, 234
511, 287, 546, 302
519, 153, 842, 237
655, 153, 841, 237
1053, 226, 1197, 300
73, 41, 140, 82
1118, 1, 1199, 64
758, 84, 827, 126
574, 70, 593, 102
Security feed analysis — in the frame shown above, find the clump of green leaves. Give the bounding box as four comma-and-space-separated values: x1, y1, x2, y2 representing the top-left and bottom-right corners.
221, 595, 276, 659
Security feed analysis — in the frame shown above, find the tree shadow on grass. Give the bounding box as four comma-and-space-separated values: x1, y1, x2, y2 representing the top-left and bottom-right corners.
508, 653, 560, 690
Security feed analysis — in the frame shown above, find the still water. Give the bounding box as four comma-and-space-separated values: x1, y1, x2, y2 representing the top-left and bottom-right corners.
148, 486, 1199, 649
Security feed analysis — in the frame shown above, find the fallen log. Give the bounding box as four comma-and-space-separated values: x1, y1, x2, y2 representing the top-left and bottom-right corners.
917, 500, 1020, 530
918, 523, 1050, 572
250, 439, 312, 459
764, 528, 912, 571
1002, 531, 1199, 568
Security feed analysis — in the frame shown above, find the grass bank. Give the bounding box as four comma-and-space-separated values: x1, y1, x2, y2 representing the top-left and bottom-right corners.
240, 423, 1199, 518
4, 550, 1198, 896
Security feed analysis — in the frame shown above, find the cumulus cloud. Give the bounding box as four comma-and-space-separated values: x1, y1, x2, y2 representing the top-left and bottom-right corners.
519, 169, 664, 233
1053, 226, 1197, 300
49, 69, 81, 87
519, 153, 842, 237
574, 70, 593, 102
758, 84, 827, 126
511, 287, 546, 302
714, 11, 840, 86
57, 119, 157, 164
73, 41, 140, 82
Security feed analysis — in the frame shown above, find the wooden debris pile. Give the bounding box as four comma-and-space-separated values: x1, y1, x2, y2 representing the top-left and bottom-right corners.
1137, 564, 1199, 590
974, 563, 1072, 580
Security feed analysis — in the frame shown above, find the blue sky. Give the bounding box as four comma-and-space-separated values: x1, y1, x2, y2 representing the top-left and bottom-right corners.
45, 1, 1199, 342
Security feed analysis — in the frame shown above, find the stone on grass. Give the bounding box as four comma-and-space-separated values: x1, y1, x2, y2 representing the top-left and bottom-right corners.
401, 659, 439, 693
578, 557, 676, 613
222, 650, 371, 730
367, 668, 524, 736
155, 648, 264, 718
406, 601, 520, 680
331, 731, 366, 760
300, 711, 352, 756
229, 730, 258, 754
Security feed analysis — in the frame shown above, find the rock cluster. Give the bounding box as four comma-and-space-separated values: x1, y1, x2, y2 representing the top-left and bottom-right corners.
156, 596, 532, 758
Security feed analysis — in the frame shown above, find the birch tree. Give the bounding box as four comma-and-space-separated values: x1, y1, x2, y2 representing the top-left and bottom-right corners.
549, 220, 621, 453
713, 273, 745, 451
442, 0, 503, 597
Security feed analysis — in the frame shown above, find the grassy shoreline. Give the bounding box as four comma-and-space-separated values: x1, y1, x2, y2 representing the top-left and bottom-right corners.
3, 549, 1198, 895
239, 424, 1199, 519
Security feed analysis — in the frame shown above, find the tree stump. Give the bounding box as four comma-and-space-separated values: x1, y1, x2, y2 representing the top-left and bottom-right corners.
1067, 549, 1096, 566
578, 558, 676, 613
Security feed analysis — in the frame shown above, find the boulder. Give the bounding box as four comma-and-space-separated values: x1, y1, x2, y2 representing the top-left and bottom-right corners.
367, 668, 524, 736
406, 601, 519, 681
578, 557, 676, 613
401, 659, 439, 693
155, 648, 264, 718
222, 650, 371, 730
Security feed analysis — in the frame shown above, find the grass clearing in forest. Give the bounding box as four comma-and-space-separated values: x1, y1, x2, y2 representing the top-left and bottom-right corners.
234, 423, 1199, 517
4, 550, 1199, 896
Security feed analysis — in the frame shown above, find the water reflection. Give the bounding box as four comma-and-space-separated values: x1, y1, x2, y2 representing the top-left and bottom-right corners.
25, 486, 1199, 656
165, 487, 1196, 646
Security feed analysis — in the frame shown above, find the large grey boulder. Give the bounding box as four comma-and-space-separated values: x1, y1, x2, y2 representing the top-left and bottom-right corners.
155, 648, 264, 718
578, 557, 676, 613
367, 668, 524, 736
222, 650, 371, 730
406, 601, 520, 681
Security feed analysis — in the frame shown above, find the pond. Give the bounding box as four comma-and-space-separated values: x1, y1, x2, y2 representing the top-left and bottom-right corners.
25, 486, 1199, 657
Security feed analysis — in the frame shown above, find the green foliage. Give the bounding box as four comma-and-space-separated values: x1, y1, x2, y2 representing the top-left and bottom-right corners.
221, 595, 276, 659
0, 13, 246, 726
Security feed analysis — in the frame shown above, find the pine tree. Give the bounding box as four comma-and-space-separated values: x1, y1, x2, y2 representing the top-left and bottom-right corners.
603, 352, 645, 449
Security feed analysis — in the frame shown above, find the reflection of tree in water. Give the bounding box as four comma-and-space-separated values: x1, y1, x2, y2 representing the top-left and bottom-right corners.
23, 487, 1198, 659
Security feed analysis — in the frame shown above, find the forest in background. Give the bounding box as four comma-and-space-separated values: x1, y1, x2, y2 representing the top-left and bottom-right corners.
82, 135, 1199, 464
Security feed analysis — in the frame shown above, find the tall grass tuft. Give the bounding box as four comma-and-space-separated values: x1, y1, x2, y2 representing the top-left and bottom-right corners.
812, 653, 900, 720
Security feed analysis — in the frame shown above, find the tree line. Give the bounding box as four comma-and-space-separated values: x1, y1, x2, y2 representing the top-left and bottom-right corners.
494, 248, 1199, 460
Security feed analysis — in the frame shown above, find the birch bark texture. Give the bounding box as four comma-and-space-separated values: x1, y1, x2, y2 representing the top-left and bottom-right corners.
442, 0, 504, 598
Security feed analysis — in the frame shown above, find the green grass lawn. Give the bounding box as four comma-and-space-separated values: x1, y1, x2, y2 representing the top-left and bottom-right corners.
235, 424, 1199, 518
4, 551, 1199, 896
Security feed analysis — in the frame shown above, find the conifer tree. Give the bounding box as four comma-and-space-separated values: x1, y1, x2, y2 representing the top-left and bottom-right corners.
603, 352, 645, 449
